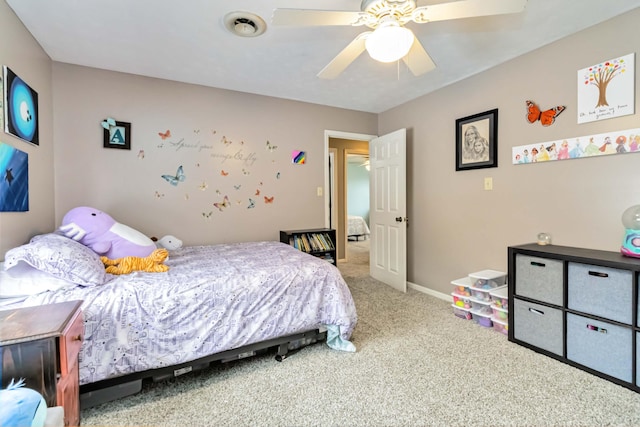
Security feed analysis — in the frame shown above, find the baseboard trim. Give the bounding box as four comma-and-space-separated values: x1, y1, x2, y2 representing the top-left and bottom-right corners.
407, 281, 450, 302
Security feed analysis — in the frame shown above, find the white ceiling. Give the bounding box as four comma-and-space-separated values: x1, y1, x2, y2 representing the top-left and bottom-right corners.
6, 0, 640, 114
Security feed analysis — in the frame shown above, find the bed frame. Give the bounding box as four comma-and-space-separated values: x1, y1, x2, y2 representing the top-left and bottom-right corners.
80, 328, 327, 408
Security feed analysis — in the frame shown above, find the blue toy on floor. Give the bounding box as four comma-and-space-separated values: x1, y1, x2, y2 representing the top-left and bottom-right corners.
0, 379, 47, 427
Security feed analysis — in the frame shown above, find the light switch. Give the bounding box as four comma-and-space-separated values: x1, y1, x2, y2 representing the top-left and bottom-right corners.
484, 177, 493, 191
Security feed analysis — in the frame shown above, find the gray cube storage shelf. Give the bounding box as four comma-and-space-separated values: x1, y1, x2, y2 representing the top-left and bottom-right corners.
508, 243, 640, 393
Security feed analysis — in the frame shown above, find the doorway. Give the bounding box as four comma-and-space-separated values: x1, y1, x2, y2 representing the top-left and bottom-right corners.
325, 131, 375, 262
345, 152, 371, 263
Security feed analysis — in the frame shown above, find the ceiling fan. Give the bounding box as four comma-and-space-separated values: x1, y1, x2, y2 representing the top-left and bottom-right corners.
272, 0, 527, 79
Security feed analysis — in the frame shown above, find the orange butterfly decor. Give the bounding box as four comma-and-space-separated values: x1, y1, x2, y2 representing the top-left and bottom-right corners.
220, 170, 229, 176
158, 130, 171, 140
526, 101, 565, 127
264, 196, 274, 204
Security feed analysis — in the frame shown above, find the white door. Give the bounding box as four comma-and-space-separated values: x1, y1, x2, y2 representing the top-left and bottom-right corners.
369, 129, 407, 292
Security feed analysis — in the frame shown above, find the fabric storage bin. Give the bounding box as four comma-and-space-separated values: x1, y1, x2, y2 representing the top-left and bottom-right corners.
515, 254, 563, 306
469, 286, 491, 302
489, 285, 508, 309
491, 317, 508, 335
468, 270, 506, 289
470, 310, 493, 327
451, 293, 472, 309
451, 277, 472, 296
567, 262, 633, 325
566, 313, 632, 383
513, 298, 563, 356
452, 304, 472, 320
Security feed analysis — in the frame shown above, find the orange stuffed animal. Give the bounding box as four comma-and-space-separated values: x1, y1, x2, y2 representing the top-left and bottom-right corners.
101, 248, 169, 275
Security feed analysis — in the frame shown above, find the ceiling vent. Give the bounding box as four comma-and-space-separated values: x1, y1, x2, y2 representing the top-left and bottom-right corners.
224, 12, 266, 37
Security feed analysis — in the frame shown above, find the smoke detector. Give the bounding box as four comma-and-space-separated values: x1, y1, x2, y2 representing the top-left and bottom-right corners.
224, 12, 267, 37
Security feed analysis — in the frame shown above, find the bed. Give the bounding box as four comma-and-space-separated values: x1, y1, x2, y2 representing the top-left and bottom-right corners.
0, 233, 358, 406
348, 215, 371, 241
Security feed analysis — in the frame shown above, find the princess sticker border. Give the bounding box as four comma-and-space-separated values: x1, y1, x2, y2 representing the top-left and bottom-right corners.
512, 128, 640, 164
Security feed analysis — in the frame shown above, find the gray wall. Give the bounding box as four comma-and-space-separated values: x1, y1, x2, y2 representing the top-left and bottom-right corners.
379, 9, 640, 295
0, 1, 55, 256
50, 63, 377, 245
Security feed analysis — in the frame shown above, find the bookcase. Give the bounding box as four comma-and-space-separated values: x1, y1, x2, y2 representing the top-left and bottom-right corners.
280, 228, 337, 266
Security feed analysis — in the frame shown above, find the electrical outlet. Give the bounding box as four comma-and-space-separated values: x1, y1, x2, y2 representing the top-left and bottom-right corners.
317, 187, 323, 197
484, 177, 493, 191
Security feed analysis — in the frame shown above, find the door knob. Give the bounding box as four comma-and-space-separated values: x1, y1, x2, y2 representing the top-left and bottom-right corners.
395, 216, 409, 225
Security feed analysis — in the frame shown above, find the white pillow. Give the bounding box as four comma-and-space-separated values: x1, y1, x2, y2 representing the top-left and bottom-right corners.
0, 261, 75, 298
3, 233, 107, 286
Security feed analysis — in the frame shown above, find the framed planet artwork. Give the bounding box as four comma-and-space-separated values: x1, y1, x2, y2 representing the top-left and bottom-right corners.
3, 66, 39, 146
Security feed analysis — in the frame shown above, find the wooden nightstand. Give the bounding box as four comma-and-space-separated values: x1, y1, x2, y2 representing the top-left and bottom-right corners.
0, 300, 84, 426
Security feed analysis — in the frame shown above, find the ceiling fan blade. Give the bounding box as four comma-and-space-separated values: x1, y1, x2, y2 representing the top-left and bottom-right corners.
412, 0, 527, 23
317, 32, 370, 80
272, 9, 366, 26
402, 36, 436, 76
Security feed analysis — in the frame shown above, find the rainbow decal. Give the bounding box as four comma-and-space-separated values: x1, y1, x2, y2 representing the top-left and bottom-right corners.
292, 150, 306, 164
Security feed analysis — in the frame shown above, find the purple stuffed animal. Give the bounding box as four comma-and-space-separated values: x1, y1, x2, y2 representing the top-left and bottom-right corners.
59, 206, 156, 259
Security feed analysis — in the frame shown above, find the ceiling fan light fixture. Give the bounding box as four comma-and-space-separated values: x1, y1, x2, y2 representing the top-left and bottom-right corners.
365, 23, 414, 63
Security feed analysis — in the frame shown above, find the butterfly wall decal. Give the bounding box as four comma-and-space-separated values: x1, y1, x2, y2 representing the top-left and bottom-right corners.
101, 117, 116, 130
264, 196, 274, 204
158, 129, 171, 140
247, 198, 255, 209
526, 101, 566, 127
161, 165, 186, 186
213, 195, 230, 212
266, 140, 278, 152
220, 170, 229, 176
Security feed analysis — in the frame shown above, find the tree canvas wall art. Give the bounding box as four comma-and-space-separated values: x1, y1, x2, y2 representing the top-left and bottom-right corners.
577, 53, 634, 124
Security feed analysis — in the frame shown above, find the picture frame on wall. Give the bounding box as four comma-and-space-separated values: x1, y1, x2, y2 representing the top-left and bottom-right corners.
3, 66, 39, 146
455, 108, 498, 171
103, 120, 131, 150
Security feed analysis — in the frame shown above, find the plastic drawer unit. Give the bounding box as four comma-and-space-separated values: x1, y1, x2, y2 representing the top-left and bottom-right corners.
566, 313, 632, 383
513, 298, 563, 356
567, 262, 633, 324
514, 254, 563, 306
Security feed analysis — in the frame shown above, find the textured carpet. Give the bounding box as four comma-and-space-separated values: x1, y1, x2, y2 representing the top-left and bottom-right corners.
81, 240, 640, 426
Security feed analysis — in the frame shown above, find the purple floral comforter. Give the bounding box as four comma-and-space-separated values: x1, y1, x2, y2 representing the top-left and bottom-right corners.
15, 241, 357, 385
